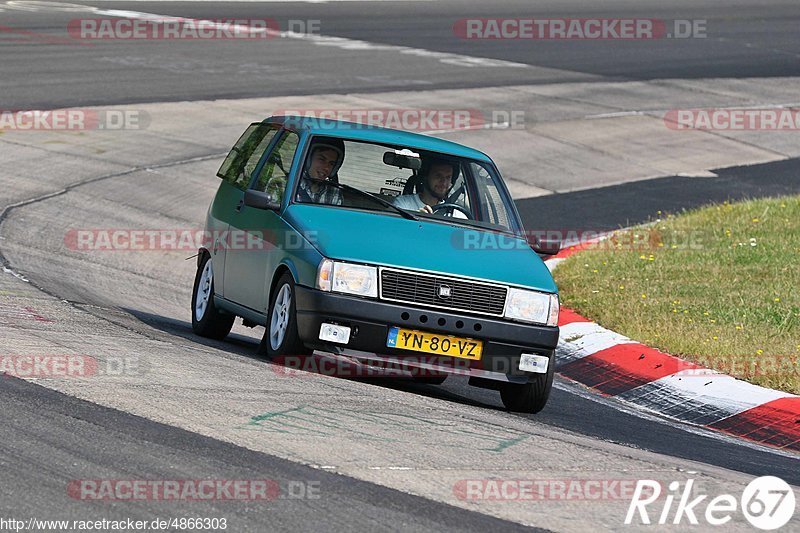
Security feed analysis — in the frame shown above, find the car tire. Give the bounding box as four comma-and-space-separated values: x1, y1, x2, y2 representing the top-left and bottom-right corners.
191, 253, 235, 340
259, 271, 310, 358
499, 353, 555, 414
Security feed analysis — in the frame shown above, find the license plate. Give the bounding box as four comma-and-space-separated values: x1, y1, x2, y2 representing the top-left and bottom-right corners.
386, 327, 483, 359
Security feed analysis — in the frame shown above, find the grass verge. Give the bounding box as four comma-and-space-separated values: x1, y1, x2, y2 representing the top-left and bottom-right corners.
554, 195, 800, 394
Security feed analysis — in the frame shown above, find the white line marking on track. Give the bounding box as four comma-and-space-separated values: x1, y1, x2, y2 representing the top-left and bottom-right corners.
5, 1, 95, 11
283, 31, 529, 68
677, 170, 718, 178
4, 0, 429, 9
584, 110, 645, 119
7, 1, 528, 69
2, 266, 29, 283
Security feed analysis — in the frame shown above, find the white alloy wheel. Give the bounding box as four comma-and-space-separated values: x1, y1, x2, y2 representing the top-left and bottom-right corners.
195, 260, 213, 322
269, 284, 292, 350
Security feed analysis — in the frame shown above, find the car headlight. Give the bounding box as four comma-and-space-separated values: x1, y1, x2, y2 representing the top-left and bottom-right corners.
316, 259, 378, 298
504, 288, 559, 326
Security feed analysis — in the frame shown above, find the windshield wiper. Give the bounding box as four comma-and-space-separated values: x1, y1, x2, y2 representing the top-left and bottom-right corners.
303, 178, 419, 221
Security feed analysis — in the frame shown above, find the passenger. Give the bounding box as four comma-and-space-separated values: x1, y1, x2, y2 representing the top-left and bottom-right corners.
296, 138, 345, 205
393, 157, 466, 217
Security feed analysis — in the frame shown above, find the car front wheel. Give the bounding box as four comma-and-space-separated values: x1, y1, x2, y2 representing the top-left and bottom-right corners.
499, 354, 555, 414
259, 271, 310, 358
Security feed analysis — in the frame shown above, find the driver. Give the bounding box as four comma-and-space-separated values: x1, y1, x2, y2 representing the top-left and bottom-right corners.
393, 157, 467, 218
295, 137, 345, 205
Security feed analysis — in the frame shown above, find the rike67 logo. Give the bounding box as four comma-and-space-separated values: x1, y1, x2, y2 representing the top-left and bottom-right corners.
626, 476, 796, 530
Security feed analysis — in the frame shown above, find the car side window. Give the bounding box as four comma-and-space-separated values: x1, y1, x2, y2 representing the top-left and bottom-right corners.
471, 162, 511, 229
217, 123, 279, 190
252, 131, 300, 203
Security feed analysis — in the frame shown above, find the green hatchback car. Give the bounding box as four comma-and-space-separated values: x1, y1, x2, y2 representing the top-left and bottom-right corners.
192, 116, 561, 413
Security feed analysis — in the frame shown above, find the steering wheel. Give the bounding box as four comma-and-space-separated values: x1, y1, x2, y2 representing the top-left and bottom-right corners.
432, 203, 471, 218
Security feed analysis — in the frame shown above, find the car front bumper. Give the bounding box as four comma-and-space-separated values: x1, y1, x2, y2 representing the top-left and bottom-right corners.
294, 286, 559, 384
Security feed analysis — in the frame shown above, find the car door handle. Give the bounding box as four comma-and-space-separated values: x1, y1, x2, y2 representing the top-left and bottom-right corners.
235, 198, 244, 212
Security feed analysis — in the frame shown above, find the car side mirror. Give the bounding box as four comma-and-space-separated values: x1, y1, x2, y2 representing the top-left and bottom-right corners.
531, 237, 561, 256
244, 189, 280, 211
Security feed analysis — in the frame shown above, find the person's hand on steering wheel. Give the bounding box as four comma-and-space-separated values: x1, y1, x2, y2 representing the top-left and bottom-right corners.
431, 202, 471, 218
416, 203, 470, 218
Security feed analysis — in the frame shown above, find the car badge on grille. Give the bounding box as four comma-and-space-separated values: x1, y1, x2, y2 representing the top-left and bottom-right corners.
437, 285, 452, 299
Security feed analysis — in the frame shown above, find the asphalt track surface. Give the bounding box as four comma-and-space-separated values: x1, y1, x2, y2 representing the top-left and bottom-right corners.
0, 376, 537, 532
1, 0, 800, 531
0, 0, 798, 108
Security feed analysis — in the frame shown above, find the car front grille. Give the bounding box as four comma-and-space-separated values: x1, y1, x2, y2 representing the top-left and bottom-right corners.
380, 268, 507, 316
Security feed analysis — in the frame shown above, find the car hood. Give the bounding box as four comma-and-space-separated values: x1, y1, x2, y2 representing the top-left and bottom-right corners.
284, 204, 557, 293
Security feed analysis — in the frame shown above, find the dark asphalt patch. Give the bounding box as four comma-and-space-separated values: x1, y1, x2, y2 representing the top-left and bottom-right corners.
516, 157, 800, 232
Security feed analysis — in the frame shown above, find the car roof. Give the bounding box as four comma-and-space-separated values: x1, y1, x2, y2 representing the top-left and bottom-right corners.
266, 115, 492, 163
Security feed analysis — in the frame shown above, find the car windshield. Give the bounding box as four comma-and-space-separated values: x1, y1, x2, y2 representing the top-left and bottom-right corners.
293, 137, 521, 233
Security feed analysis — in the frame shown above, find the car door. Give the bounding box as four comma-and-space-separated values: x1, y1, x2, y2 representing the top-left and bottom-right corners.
211, 122, 280, 297
223, 129, 301, 313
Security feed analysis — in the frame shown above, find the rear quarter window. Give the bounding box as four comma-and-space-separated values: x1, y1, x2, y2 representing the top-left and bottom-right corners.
217, 124, 279, 190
